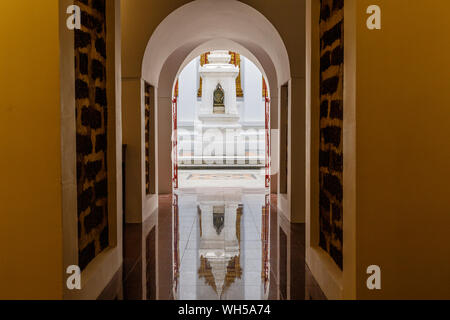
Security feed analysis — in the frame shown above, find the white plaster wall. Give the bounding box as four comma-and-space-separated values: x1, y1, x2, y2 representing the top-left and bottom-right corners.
242, 57, 265, 125
178, 58, 198, 123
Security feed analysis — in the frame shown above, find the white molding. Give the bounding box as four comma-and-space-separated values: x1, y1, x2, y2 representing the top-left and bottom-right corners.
306, 246, 343, 300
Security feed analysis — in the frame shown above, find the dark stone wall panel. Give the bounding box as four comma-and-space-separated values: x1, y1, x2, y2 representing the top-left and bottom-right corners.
74, 0, 108, 270
319, 0, 344, 270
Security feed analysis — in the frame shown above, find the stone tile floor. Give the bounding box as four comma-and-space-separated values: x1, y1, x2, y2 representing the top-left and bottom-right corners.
113, 184, 326, 300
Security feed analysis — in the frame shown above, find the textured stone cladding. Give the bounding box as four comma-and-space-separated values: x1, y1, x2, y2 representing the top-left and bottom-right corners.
145, 82, 151, 195
74, 0, 109, 270
319, 0, 344, 269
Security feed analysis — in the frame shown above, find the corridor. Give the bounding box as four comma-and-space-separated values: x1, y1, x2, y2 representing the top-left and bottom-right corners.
116, 179, 326, 301
5, 0, 450, 302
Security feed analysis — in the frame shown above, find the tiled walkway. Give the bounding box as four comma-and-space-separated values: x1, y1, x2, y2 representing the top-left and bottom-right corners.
178, 169, 266, 188
117, 183, 326, 300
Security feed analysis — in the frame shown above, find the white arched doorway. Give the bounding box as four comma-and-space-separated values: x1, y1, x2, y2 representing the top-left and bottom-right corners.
140, 0, 291, 206
170, 49, 272, 190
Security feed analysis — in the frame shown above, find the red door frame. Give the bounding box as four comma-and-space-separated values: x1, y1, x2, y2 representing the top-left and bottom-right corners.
265, 96, 271, 189
172, 96, 178, 189
262, 193, 270, 292
172, 193, 179, 296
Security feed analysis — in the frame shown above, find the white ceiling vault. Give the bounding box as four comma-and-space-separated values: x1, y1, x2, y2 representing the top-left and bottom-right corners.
141, 0, 291, 96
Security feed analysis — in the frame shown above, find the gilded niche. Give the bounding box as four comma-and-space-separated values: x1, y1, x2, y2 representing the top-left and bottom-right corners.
213, 84, 225, 114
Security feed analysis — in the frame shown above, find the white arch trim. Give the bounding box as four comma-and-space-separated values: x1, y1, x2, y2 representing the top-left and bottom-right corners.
142, 0, 290, 87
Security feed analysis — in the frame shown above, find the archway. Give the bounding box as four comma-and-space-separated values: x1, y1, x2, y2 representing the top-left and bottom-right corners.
129, 0, 295, 299
118, 0, 315, 301
171, 50, 271, 190
140, 0, 290, 204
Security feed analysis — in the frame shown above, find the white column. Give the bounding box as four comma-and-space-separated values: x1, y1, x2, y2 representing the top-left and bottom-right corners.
225, 77, 239, 115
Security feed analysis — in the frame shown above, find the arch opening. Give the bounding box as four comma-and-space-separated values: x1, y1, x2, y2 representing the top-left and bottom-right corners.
141, 0, 291, 195
118, 0, 317, 301
171, 50, 272, 189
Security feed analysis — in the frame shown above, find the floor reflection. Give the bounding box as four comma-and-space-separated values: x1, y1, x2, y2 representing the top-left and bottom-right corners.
111, 187, 326, 300
174, 189, 270, 300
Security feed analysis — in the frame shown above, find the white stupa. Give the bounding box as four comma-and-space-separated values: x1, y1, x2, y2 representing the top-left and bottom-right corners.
198, 50, 240, 124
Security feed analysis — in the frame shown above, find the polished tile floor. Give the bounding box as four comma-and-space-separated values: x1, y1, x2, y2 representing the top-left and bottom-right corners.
108, 182, 326, 300
101, 171, 325, 300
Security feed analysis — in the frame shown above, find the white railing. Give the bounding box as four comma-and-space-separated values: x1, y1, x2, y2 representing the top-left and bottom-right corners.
176, 126, 266, 166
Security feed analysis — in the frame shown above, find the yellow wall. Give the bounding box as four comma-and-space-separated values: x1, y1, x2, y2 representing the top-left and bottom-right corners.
355, 0, 450, 299
0, 1, 63, 299
121, 0, 191, 79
